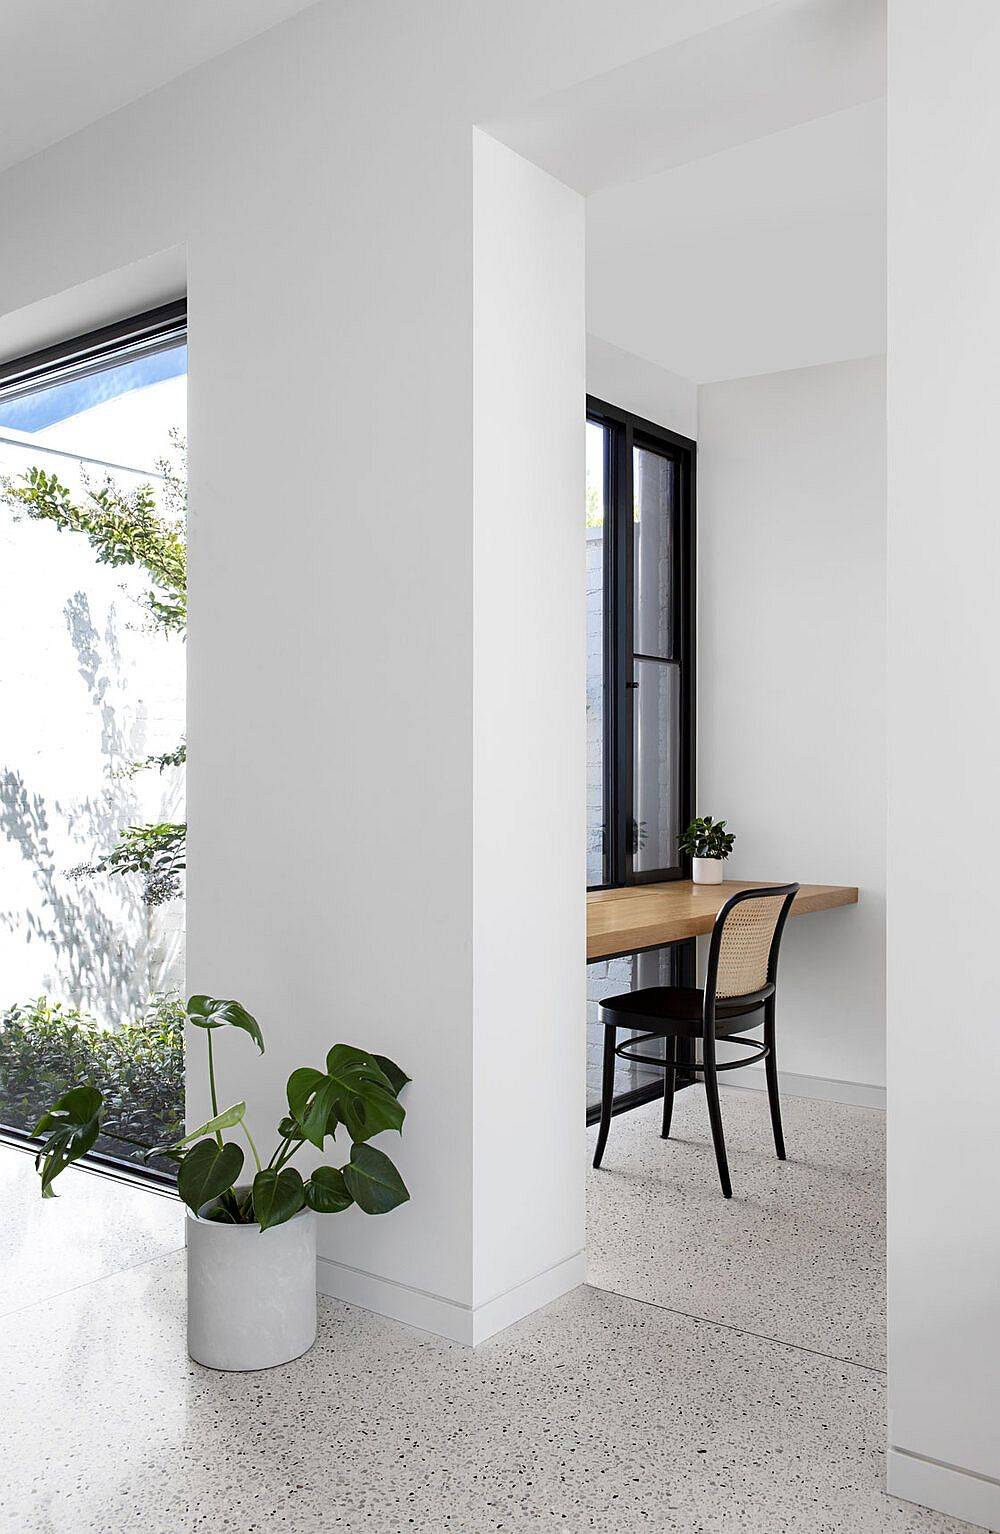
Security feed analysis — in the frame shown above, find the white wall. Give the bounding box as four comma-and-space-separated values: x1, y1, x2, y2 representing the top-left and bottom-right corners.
472, 131, 585, 1334
698, 357, 886, 1099
2, 0, 729, 1345
886, 2, 1000, 1524
586, 334, 697, 440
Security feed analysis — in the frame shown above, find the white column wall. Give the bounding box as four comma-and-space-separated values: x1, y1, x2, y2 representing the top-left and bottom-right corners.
886, 2, 1000, 1523
698, 357, 886, 1101
472, 132, 586, 1334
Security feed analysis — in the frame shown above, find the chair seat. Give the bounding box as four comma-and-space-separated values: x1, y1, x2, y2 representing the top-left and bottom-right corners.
598, 983, 773, 1037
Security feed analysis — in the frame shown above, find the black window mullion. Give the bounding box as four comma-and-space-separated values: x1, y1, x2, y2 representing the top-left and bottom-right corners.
619, 420, 638, 889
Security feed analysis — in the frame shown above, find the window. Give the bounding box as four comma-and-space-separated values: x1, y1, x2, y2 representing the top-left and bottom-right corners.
0, 302, 187, 1182
586, 396, 696, 1116
587, 396, 695, 888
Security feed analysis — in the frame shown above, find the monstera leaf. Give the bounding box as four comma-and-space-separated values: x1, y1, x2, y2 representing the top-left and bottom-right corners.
176, 1137, 244, 1214
286, 1047, 405, 1149
373, 1054, 410, 1096
186, 996, 264, 1054
342, 1143, 410, 1215
304, 1165, 353, 1213
324, 1045, 405, 1144
166, 1102, 246, 1152
33, 1085, 103, 1197
251, 1167, 305, 1232
286, 1067, 341, 1150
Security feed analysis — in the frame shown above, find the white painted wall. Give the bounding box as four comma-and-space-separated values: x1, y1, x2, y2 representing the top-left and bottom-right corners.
698, 357, 886, 1099
886, 2, 1000, 1524
1, 0, 739, 1344
472, 131, 585, 1334
586, 334, 697, 440
0, 381, 186, 1021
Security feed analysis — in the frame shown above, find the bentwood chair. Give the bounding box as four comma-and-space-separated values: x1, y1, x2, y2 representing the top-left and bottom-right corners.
593, 883, 800, 1198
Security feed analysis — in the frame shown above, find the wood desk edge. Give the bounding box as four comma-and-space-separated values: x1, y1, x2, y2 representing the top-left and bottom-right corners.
587, 881, 859, 962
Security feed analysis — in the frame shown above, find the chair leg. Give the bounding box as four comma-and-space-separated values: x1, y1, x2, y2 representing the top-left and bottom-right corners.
593, 1024, 616, 1169
702, 1035, 732, 1198
763, 997, 786, 1160
660, 1034, 677, 1139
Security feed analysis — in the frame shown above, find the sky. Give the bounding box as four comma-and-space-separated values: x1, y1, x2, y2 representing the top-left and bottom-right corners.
0, 345, 187, 433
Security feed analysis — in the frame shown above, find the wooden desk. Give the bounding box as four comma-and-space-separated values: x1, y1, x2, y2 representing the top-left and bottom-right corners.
587, 880, 858, 962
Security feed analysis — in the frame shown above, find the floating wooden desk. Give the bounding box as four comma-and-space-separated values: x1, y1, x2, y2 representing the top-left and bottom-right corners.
587, 880, 858, 963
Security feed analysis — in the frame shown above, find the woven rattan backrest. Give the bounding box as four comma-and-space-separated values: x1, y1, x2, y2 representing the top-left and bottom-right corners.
714, 893, 789, 999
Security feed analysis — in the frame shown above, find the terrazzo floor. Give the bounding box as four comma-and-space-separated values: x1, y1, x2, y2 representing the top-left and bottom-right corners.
0, 1121, 981, 1534
586, 1084, 885, 1368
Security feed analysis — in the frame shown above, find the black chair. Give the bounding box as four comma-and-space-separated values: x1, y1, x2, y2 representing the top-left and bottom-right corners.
593, 883, 800, 1198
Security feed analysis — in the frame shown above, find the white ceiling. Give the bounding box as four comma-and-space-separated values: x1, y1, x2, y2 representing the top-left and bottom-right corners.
489, 0, 885, 383
588, 100, 885, 383
486, 0, 883, 197
0, 0, 321, 173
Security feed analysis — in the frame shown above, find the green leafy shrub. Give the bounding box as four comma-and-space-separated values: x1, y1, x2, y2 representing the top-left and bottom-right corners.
4, 463, 186, 632
0, 995, 184, 1174
68, 821, 187, 907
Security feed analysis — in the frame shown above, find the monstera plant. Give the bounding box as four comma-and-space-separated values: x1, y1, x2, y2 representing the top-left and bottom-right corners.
33, 994, 409, 1225
32, 996, 410, 1369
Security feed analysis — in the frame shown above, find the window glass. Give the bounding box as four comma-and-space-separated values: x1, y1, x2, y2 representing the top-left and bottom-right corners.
586, 420, 607, 886
633, 444, 676, 659
0, 329, 187, 1178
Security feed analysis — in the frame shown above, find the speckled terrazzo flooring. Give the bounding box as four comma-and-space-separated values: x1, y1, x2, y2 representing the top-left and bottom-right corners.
0, 1134, 980, 1534
0, 1141, 183, 1316
588, 1085, 886, 1369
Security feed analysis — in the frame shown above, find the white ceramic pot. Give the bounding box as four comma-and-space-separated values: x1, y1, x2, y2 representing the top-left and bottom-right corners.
692, 856, 725, 885
186, 1198, 317, 1371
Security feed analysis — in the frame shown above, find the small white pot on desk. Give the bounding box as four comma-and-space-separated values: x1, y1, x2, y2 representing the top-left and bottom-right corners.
692, 856, 725, 885
186, 1195, 317, 1371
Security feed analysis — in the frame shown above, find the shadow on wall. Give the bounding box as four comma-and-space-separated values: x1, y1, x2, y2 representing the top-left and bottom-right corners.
0, 766, 146, 1019
0, 583, 182, 1023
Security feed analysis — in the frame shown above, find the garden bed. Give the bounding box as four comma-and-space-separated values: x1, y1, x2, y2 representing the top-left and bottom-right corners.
0, 994, 183, 1177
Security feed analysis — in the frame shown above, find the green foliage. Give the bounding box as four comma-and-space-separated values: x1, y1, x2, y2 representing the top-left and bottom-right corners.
0, 994, 184, 1173
252, 1167, 305, 1232
177, 1137, 245, 1213
677, 815, 736, 862
342, 1143, 411, 1215
33, 1085, 103, 1197
68, 821, 186, 907
30, 995, 411, 1231
2, 442, 189, 904
116, 741, 186, 780
3, 464, 187, 632
186, 995, 264, 1054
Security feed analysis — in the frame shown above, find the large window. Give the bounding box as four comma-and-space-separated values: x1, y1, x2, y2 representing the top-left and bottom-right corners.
0, 303, 187, 1180
586, 397, 696, 1115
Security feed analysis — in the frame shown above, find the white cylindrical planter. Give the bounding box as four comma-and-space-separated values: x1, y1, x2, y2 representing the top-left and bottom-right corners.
692, 856, 725, 885
186, 1201, 317, 1371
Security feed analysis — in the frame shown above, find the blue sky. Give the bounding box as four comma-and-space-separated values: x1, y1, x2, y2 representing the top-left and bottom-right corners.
0, 345, 187, 433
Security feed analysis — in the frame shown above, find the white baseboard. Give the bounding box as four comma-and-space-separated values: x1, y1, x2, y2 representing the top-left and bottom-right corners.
722, 1064, 886, 1111
888, 1445, 1000, 1531
316, 1249, 585, 1347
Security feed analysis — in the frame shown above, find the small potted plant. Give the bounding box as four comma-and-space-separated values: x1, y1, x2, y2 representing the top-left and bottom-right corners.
31, 994, 409, 1372
678, 816, 735, 885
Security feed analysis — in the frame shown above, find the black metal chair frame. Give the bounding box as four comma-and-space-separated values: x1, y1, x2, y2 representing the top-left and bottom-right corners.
593, 883, 800, 1198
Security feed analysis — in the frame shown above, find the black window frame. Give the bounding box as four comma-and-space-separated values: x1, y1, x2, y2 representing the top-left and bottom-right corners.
0, 298, 187, 1191
587, 395, 696, 892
